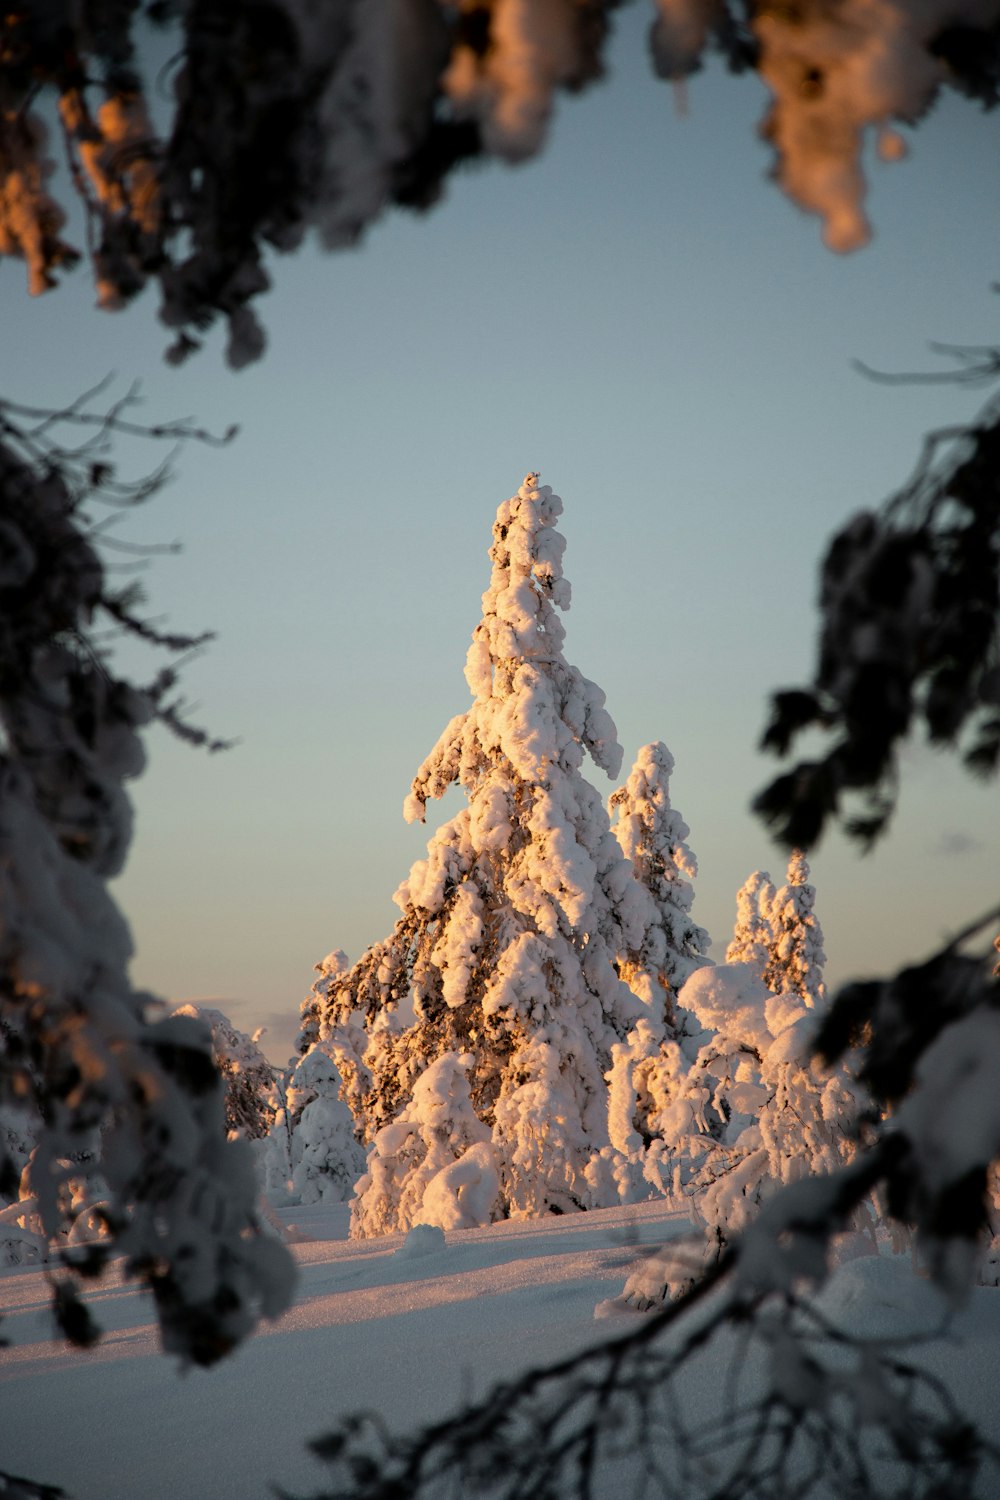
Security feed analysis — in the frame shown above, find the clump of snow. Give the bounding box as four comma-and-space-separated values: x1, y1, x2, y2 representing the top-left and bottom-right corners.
394, 1222, 447, 1259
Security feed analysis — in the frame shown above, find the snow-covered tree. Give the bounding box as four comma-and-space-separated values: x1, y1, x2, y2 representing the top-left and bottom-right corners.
297, 949, 350, 1054
724, 870, 776, 973
0, 396, 294, 1359
609, 740, 710, 1012
599, 741, 710, 1200
272, 1044, 366, 1207
172, 1004, 278, 1140
7, 3, 1000, 364
762, 850, 827, 1007
620, 960, 870, 1301
315, 473, 655, 1224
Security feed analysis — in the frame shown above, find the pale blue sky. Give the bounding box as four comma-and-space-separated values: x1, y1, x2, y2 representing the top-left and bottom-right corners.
5, 8, 999, 1061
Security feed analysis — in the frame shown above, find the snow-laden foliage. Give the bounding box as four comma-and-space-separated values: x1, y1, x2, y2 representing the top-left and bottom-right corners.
312, 474, 671, 1228
598, 741, 711, 1201
758, 360, 1000, 849
725, 855, 826, 1005
5, 2, 1000, 362
0, 394, 294, 1361
602, 856, 835, 1225
618, 947, 868, 1304
171, 1003, 278, 1140
297, 949, 350, 1055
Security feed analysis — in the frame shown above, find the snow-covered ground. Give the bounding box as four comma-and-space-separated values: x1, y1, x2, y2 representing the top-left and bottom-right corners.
3, 1202, 1000, 1499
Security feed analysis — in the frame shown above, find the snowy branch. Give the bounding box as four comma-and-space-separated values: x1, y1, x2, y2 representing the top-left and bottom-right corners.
0, 388, 294, 1360
755, 352, 1000, 851
5, 2, 1000, 364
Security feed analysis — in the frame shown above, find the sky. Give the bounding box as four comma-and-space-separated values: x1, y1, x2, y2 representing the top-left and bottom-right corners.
4, 7, 999, 1063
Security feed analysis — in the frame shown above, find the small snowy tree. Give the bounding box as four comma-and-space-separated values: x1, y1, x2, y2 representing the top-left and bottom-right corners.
762, 850, 827, 1006
315, 473, 655, 1226
724, 870, 776, 973
609, 741, 710, 1012
601, 741, 710, 1199
621, 960, 869, 1303
281, 1045, 365, 1206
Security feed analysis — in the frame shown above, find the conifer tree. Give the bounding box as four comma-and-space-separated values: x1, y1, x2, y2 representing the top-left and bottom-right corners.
297, 949, 350, 1054
621, 958, 870, 1304
314, 473, 653, 1224
285, 1045, 366, 1206
762, 850, 827, 1006
724, 870, 777, 974
608, 741, 710, 1016
352, 1053, 499, 1237
599, 741, 710, 1200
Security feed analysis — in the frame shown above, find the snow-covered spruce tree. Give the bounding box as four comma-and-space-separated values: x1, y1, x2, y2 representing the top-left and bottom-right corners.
0, 395, 294, 1359
608, 741, 709, 1014
599, 741, 710, 1199
270, 1044, 366, 1207
762, 849, 827, 1007
724, 869, 777, 973
317, 473, 655, 1227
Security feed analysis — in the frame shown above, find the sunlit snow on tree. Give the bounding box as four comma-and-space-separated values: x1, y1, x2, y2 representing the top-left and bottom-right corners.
725, 869, 777, 973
